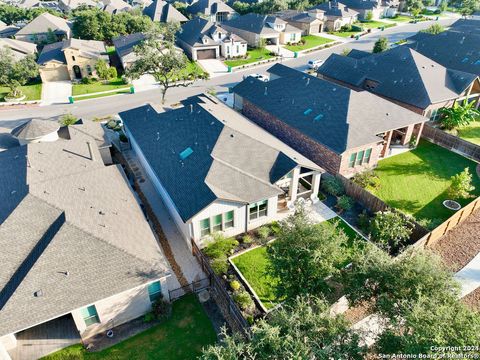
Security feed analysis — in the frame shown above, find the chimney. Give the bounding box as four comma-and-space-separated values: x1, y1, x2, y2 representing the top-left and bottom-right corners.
86, 141, 95, 161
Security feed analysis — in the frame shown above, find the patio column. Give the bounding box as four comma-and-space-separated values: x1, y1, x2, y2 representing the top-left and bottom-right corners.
413, 122, 424, 147
312, 172, 321, 198
288, 167, 300, 203
401, 124, 414, 146
381, 130, 393, 157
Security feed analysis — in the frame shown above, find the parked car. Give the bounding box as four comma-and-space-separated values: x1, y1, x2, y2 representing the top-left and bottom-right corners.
308, 59, 324, 69
243, 73, 269, 82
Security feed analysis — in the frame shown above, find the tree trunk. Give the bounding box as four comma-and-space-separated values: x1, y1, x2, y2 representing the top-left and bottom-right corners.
161, 87, 167, 104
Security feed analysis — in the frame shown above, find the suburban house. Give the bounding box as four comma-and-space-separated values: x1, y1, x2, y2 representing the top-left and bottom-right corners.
275, 9, 325, 35
408, 30, 480, 77
177, 17, 247, 60
337, 0, 397, 20
222, 13, 302, 47
112, 32, 145, 70
58, 0, 97, 12
143, 0, 189, 23
119, 94, 324, 247
0, 20, 19, 38
14, 13, 71, 44
317, 46, 480, 119
232, 64, 427, 177
101, 0, 132, 14
310, 1, 358, 31
37, 38, 108, 82
0, 119, 171, 360
0, 38, 37, 60
186, 0, 237, 24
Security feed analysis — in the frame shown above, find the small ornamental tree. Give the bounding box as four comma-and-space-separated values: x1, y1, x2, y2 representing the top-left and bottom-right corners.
369, 211, 413, 251
0, 49, 38, 98
59, 113, 78, 126
373, 37, 388, 53
421, 23, 445, 34
439, 101, 480, 130
95, 59, 112, 81
448, 167, 475, 199
365, 10, 373, 21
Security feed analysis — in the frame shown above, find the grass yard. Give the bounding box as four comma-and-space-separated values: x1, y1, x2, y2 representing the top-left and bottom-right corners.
72, 77, 130, 96
358, 20, 396, 29
328, 31, 361, 38
231, 217, 363, 309
371, 140, 480, 223
284, 35, 334, 52
457, 121, 480, 145
389, 15, 413, 22
41, 294, 217, 360
0, 80, 42, 102
75, 89, 131, 101
224, 48, 274, 67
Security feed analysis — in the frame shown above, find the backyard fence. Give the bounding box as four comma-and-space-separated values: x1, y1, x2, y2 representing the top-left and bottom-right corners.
331, 174, 430, 243
191, 239, 250, 337
168, 277, 211, 302
421, 124, 480, 162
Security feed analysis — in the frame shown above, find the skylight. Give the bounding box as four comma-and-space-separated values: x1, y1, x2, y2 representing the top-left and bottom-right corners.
304, 108, 313, 115
462, 57, 469, 63
313, 114, 323, 121
179, 147, 193, 160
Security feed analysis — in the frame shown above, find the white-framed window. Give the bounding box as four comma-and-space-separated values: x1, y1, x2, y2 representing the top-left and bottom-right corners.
147, 281, 162, 302
199, 210, 235, 237
348, 148, 372, 168
80, 305, 100, 327
200, 218, 211, 237
289, 33, 296, 42
429, 108, 440, 121
249, 200, 268, 221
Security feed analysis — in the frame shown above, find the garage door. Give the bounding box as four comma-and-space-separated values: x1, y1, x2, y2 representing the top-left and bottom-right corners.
41, 65, 70, 82
197, 49, 216, 60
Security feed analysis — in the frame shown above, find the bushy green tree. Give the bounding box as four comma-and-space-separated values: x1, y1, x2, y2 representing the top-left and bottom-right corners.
267, 206, 350, 299
0, 4, 62, 24
0, 49, 38, 98
439, 100, 480, 130
421, 23, 445, 34
373, 37, 388, 53
95, 59, 111, 81
201, 296, 366, 359
369, 211, 413, 251
448, 167, 475, 199
365, 10, 373, 21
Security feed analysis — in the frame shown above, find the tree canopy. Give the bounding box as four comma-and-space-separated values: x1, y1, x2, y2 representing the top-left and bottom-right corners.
0, 4, 62, 25
439, 100, 480, 130
372, 37, 388, 53
0, 49, 38, 98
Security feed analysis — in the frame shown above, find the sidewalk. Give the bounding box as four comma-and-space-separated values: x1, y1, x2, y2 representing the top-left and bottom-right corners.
455, 252, 480, 297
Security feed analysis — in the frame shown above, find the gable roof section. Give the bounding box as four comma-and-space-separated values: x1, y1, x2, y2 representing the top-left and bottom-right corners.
16, 13, 70, 36
178, 17, 229, 47
187, 0, 235, 16
449, 18, 480, 36
233, 64, 426, 153
311, 1, 358, 17
113, 32, 146, 61
318, 46, 477, 109
143, 0, 188, 22
0, 38, 37, 60
223, 13, 294, 35
37, 38, 107, 65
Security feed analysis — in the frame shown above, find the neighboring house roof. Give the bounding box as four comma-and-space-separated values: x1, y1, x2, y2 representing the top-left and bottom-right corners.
0, 121, 169, 337
346, 48, 370, 59
223, 13, 301, 35
449, 18, 480, 36
317, 46, 478, 110
102, 0, 132, 14
276, 10, 324, 24
143, 0, 188, 22
233, 64, 426, 154
311, 1, 358, 18
267, 62, 301, 78
58, 0, 97, 10
408, 30, 480, 76
339, 0, 380, 10
11, 119, 59, 140
37, 38, 107, 65
112, 32, 146, 64
119, 94, 322, 222
0, 38, 37, 60
17, 0, 42, 8
186, 0, 235, 17
178, 17, 245, 47
0, 21, 19, 38
15, 13, 70, 37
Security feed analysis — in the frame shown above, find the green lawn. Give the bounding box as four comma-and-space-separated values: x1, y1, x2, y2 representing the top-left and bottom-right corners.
231, 217, 363, 309
371, 140, 480, 223
72, 77, 130, 96
224, 48, 274, 67
0, 81, 42, 102
328, 31, 361, 38
457, 121, 480, 145
284, 35, 334, 52
358, 20, 396, 29
75, 89, 131, 101
388, 15, 413, 22
41, 294, 217, 360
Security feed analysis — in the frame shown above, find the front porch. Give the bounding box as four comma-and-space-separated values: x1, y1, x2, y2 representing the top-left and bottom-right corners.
276, 167, 322, 212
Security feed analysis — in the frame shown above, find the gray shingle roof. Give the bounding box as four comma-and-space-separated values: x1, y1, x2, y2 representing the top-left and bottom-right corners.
187, 0, 235, 16
0, 121, 169, 337
317, 46, 477, 109
449, 18, 480, 36
310, 1, 358, 17
143, 0, 188, 22
112, 33, 146, 61
346, 48, 370, 59
233, 64, 426, 154
120, 95, 321, 221
0, 39, 36, 60
178, 17, 243, 47
408, 30, 480, 76
37, 38, 107, 65
16, 13, 70, 36
223, 13, 297, 35
338, 0, 379, 10
11, 119, 60, 140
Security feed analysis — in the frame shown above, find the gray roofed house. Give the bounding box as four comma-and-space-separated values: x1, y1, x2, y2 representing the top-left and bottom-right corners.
408, 30, 480, 77
0, 120, 171, 359
186, 0, 236, 24
177, 17, 247, 60
0, 38, 37, 60
335, 0, 396, 19
112, 33, 146, 69
143, 0, 188, 23
233, 64, 427, 177
317, 46, 480, 118
58, 0, 96, 11
101, 0, 132, 14
222, 13, 302, 47
119, 93, 323, 246
0, 21, 19, 38
275, 9, 325, 35
310, 1, 358, 31
15, 13, 71, 44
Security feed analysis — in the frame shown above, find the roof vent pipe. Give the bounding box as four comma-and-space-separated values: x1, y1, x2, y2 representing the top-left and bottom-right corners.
264, 87, 268, 96
86, 141, 95, 161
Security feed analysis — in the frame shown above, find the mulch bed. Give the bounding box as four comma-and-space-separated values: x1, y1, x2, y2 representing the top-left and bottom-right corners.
429, 208, 480, 272
462, 287, 480, 311
343, 301, 373, 325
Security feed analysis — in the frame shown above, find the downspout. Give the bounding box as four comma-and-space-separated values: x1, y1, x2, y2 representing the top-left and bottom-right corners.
245, 203, 249, 234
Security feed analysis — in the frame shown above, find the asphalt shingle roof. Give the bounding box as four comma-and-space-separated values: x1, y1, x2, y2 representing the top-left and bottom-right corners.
187, 0, 235, 16
223, 13, 298, 35
143, 0, 188, 22
233, 64, 426, 154
112, 32, 146, 61
11, 119, 60, 140
37, 38, 107, 65
318, 46, 477, 109
310, 1, 358, 17
16, 13, 70, 36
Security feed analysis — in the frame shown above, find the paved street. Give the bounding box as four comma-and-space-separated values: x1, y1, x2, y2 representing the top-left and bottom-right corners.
0, 18, 456, 128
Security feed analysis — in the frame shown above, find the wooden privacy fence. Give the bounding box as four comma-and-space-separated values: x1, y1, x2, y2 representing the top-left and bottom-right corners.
191, 239, 250, 337
421, 124, 480, 162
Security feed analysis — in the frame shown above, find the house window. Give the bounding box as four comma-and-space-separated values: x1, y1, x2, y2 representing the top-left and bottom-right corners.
80, 305, 100, 327
236, 45, 239, 53
226, 46, 230, 55
224, 211, 234, 229
355, 150, 365, 166
72, 55, 76, 61
429, 108, 440, 121
289, 33, 296, 42
200, 218, 211, 237
349, 148, 372, 168
349, 153, 356, 168
86, 65, 92, 76
212, 214, 223, 232
148, 281, 162, 302
364, 148, 372, 163
249, 200, 268, 221
218, 33, 222, 39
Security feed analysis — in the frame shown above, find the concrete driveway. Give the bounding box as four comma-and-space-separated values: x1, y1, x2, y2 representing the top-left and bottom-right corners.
198, 59, 228, 78
41, 81, 72, 105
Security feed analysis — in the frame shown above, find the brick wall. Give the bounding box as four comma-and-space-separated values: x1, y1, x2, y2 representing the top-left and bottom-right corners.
340, 142, 384, 178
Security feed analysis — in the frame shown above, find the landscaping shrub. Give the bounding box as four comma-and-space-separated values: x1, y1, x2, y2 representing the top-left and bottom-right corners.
233, 290, 255, 312
417, 217, 443, 231
211, 257, 229, 275
370, 211, 413, 251
352, 169, 380, 190
351, 24, 364, 32
203, 234, 239, 259
81, 76, 95, 84
321, 176, 344, 196
152, 298, 172, 320
357, 210, 371, 234
230, 280, 241, 292
143, 312, 155, 323
257, 226, 270, 242
59, 113, 79, 126
241, 234, 253, 244
269, 221, 281, 235
336, 195, 354, 212
340, 24, 352, 32
448, 168, 475, 199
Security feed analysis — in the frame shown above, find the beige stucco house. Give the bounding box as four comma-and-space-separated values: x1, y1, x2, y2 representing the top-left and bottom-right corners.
15, 13, 71, 44
276, 9, 325, 35
37, 38, 109, 82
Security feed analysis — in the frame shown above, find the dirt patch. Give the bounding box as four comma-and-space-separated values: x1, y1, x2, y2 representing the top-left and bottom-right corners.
429, 208, 480, 272
344, 301, 373, 325
462, 287, 480, 311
